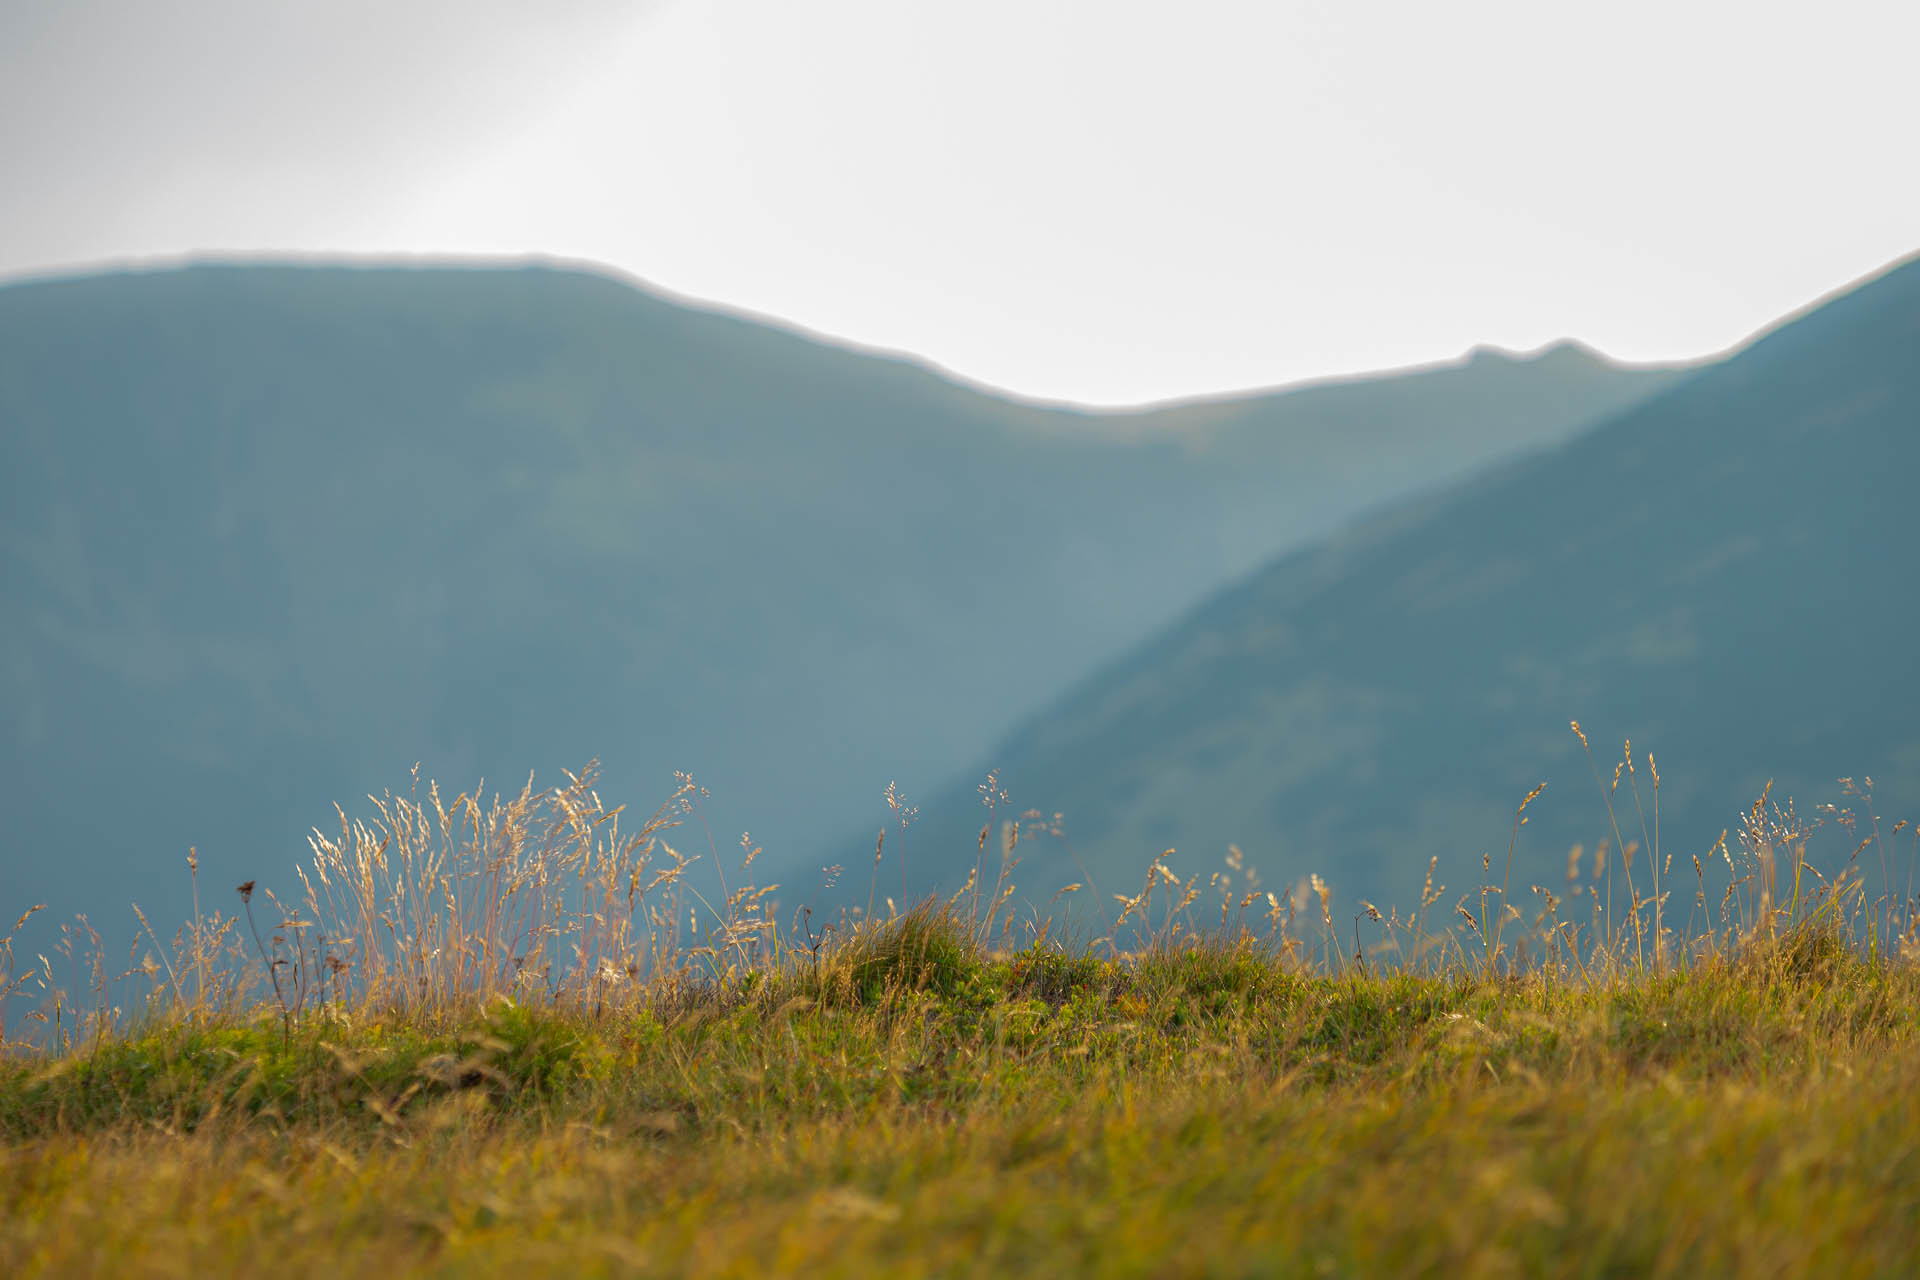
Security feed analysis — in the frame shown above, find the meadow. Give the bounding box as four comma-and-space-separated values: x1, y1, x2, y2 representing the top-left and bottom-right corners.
2, 754, 1916, 1278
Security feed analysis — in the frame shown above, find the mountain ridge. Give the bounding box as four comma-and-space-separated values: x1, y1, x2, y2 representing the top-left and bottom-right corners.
0, 254, 1688, 415
880, 251, 1920, 919
1, 260, 1682, 943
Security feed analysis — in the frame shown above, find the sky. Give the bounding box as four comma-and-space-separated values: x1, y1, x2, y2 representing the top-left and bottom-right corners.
3, 0, 1916, 406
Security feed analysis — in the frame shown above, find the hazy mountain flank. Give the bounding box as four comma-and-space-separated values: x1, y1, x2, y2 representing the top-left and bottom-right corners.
0, 261, 1679, 934
896, 255, 1920, 920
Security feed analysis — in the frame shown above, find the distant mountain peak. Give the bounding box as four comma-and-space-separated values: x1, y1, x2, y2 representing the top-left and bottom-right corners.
902, 251, 1920, 916
1464, 339, 1609, 368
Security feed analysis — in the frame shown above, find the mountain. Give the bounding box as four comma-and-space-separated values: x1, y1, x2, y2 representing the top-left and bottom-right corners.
0, 261, 1679, 940
894, 254, 1920, 922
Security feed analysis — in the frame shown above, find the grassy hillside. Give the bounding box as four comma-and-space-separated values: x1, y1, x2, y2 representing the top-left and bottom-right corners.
9, 959, 1913, 1277
1, 781, 1913, 1278
894, 254, 1920, 923
0, 261, 1677, 944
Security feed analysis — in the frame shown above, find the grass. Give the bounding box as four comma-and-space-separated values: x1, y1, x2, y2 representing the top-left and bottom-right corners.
3, 757, 1918, 1277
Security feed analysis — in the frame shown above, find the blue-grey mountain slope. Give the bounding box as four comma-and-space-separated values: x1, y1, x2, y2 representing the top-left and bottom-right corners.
893, 254, 1920, 923
0, 261, 1677, 937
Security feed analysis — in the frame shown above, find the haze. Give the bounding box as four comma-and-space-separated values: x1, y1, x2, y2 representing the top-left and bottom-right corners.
4, 0, 1916, 405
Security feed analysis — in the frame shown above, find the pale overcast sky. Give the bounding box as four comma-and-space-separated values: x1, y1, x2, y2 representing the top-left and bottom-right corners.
3, 0, 1915, 405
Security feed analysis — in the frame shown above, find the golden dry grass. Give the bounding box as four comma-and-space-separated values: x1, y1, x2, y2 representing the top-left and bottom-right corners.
3, 757, 1917, 1277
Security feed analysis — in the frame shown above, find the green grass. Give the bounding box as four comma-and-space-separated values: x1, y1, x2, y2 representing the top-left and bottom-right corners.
3, 913, 1917, 1277
4, 764, 1916, 1276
